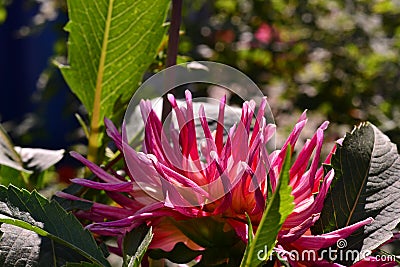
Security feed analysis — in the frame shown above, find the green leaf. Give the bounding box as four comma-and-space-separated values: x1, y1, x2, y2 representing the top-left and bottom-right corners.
53, 196, 93, 213
58, 0, 170, 160
74, 113, 90, 139
0, 185, 110, 267
239, 213, 254, 265
0, 224, 86, 267
312, 123, 400, 263
0, 224, 41, 266
0, 124, 27, 173
123, 224, 153, 267
0, 165, 27, 188
0, 218, 88, 267
14, 147, 64, 173
241, 147, 294, 267
245, 213, 253, 245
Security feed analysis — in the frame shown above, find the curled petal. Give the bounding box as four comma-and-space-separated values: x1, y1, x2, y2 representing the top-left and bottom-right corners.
280, 214, 320, 243
55, 192, 134, 220
294, 217, 373, 250
104, 118, 123, 151
70, 152, 121, 183
71, 178, 133, 192
150, 220, 204, 252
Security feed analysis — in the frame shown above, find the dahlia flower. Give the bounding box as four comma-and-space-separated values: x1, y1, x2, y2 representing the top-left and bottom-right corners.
58, 91, 394, 266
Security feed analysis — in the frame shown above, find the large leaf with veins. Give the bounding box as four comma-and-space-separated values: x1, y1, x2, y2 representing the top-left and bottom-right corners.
58, 0, 169, 149
312, 123, 400, 264
0, 185, 110, 266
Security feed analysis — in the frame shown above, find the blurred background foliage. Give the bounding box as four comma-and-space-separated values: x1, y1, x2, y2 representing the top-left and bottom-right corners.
1, 0, 400, 151
180, 0, 400, 147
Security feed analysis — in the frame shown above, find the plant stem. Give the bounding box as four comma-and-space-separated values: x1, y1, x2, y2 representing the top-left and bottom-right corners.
87, 0, 115, 164
161, 0, 183, 123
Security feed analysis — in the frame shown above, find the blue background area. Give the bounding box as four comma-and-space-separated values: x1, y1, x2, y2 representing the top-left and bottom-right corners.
0, 0, 78, 149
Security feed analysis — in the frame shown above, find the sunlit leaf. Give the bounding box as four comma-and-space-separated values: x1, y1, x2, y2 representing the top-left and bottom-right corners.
123, 225, 153, 267
58, 0, 170, 155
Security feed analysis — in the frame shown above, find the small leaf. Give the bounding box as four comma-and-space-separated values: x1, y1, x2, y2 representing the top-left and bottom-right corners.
14, 147, 64, 173
245, 213, 254, 245
0, 165, 27, 188
0, 185, 110, 267
241, 147, 294, 267
123, 224, 153, 267
0, 124, 27, 173
74, 113, 89, 139
312, 123, 400, 263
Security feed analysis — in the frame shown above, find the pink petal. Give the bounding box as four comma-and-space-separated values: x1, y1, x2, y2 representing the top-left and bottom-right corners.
122, 142, 162, 186
226, 218, 248, 242
106, 191, 143, 210
212, 160, 234, 214
104, 118, 123, 151
183, 90, 200, 161
231, 115, 249, 162
284, 168, 334, 228
86, 210, 179, 234
294, 217, 373, 250
280, 214, 320, 243
215, 95, 226, 155
71, 178, 133, 192
70, 151, 121, 183
157, 161, 210, 198
199, 104, 218, 165
250, 97, 267, 146
271, 113, 308, 190
150, 220, 204, 252
55, 192, 134, 220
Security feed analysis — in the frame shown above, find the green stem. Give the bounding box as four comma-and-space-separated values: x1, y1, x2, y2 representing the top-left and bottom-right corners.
87, 0, 115, 164
161, 0, 183, 123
